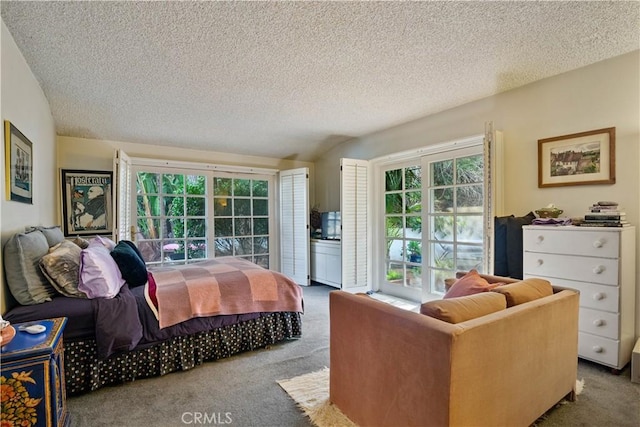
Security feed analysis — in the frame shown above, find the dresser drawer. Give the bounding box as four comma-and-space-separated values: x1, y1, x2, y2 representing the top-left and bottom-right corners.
579, 308, 619, 339
578, 332, 619, 367
523, 275, 620, 312
523, 229, 619, 258
523, 252, 619, 286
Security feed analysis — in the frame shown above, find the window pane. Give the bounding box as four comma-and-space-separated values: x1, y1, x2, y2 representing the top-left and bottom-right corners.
430, 188, 453, 213
385, 194, 402, 214
405, 191, 421, 213
406, 265, 422, 288
386, 217, 403, 238
388, 239, 403, 261
163, 174, 184, 195
234, 218, 252, 236
254, 255, 269, 268
138, 241, 161, 263
214, 218, 233, 237
405, 166, 421, 190
405, 216, 422, 235
215, 238, 233, 256
164, 241, 185, 261
214, 177, 232, 196
456, 215, 483, 243
214, 198, 231, 216
137, 172, 159, 194
406, 240, 422, 263
137, 195, 159, 217
456, 245, 483, 272
186, 175, 205, 195
137, 218, 160, 239
253, 199, 268, 216
254, 237, 269, 254
456, 185, 483, 211
234, 179, 251, 197
253, 180, 268, 197
431, 160, 453, 186
385, 169, 402, 191
164, 196, 184, 216
187, 239, 206, 260
164, 218, 185, 239
456, 155, 483, 184
386, 263, 404, 283
430, 269, 453, 294
234, 237, 252, 255
234, 199, 251, 216
186, 219, 206, 238
431, 242, 454, 270
187, 197, 205, 216
431, 215, 454, 241
254, 218, 269, 235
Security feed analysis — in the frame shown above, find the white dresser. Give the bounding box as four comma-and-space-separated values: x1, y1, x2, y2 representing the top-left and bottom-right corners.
310, 239, 342, 288
523, 225, 636, 370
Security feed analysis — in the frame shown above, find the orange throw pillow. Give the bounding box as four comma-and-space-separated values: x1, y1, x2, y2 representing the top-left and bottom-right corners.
443, 269, 501, 299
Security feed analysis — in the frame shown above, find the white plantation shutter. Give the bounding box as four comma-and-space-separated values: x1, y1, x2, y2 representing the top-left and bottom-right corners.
113, 149, 132, 242
341, 158, 369, 289
483, 122, 504, 274
279, 168, 310, 285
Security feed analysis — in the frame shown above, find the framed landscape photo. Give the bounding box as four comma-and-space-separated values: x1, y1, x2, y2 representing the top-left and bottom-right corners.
4, 121, 33, 204
538, 127, 615, 188
61, 169, 113, 236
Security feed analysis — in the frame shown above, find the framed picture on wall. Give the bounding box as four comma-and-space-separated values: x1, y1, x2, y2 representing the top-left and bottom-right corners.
4, 121, 33, 204
538, 127, 616, 188
61, 169, 113, 236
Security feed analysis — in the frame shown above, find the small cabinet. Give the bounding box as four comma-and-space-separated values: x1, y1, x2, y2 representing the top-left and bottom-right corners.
1, 317, 69, 427
310, 239, 342, 288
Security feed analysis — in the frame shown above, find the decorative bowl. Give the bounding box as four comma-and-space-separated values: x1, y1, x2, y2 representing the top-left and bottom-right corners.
535, 208, 563, 218
0, 325, 16, 346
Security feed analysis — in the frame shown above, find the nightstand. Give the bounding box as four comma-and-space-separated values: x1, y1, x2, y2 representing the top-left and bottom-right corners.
1, 317, 70, 427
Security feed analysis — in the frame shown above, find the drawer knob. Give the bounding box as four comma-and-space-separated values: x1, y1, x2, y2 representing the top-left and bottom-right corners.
593, 239, 604, 248
593, 319, 605, 327
593, 292, 606, 301
537, 259, 544, 266
592, 345, 604, 353
536, 235, 544, 243
593, 265, 605, 274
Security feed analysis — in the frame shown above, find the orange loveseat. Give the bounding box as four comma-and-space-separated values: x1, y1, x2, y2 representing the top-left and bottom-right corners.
329, 274, 579, 427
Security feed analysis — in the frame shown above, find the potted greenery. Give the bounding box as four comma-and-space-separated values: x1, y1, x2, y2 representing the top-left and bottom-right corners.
407, 241, 422, 263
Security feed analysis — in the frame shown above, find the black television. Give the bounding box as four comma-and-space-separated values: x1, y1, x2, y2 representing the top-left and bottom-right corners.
321, 211, 341, 240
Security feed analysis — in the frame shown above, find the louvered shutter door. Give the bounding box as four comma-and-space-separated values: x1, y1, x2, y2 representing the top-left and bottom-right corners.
113, 149, 132, 242
279, 168, 310, 285
341, 158, 369, 289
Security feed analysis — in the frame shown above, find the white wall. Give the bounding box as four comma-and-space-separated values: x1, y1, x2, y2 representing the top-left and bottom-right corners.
315, 50, 640, 337
1, 20, 58, 312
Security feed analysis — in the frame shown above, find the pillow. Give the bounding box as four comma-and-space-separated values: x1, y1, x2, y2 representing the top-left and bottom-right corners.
29, 225, 65, 247
421, 292, 507, 324
91, 235, 117, 251
110, 241, 148, 287
443, 269, 501, 299
78, 241, 125, 299
3, 229, 57, 305
490, 278, 553, 307
39, 241, 87, 298
72, 236, 90, 249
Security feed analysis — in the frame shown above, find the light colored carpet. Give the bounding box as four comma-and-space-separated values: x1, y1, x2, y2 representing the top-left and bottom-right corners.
278, 368, 584, 427
277, 368, 356, 427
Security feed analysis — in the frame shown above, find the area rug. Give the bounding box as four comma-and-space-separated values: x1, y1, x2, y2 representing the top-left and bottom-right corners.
278, 368, 584, 427
277, 368, 356, 427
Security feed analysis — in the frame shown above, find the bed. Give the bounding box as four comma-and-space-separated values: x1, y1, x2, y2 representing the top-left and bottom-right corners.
2, 227, 303, 395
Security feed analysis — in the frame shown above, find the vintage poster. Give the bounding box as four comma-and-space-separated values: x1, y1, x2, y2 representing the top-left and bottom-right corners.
61, 169, 113, 236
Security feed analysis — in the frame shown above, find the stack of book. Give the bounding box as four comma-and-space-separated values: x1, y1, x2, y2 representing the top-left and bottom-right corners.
580, 202, 629, 227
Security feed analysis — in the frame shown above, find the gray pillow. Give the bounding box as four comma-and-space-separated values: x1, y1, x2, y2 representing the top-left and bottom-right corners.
39, 241, 86, 298
3, 229, 57, 305
36, 226, 66, 247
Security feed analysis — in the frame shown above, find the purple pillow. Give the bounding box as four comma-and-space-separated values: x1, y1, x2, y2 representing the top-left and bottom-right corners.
78, 241, 125, 299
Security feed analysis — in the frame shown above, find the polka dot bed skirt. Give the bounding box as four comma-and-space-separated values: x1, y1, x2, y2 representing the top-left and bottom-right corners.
64, 311, 302, 395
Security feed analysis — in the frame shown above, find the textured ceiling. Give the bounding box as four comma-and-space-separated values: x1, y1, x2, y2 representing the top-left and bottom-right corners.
1, 1, 639, 161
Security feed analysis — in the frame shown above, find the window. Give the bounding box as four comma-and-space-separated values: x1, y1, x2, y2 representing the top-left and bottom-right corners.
132, 165, 275, 268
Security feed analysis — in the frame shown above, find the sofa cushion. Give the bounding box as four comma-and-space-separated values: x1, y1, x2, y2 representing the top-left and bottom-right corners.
3, 229, 58, 305
29, 225, 65, 247
491, 278, 553, 307
110, 240, 148, 288
78, 240, 125, 299
421, 292, 507, 324
444, 269, 501, 299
